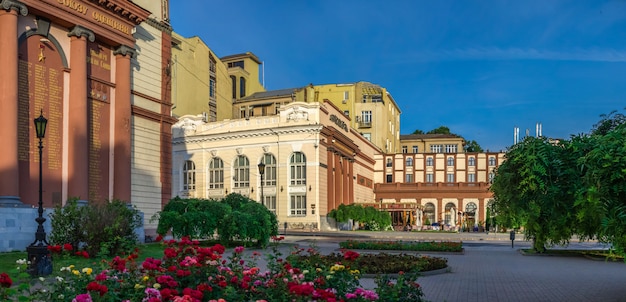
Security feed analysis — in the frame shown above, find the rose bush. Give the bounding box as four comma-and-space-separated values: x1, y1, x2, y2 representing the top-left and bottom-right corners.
0, 236, 427, 301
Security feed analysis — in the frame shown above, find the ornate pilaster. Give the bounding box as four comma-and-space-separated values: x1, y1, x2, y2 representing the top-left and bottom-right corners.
67, 25, 95, 42
0, 0, 27, 205
112, 44, 135, 202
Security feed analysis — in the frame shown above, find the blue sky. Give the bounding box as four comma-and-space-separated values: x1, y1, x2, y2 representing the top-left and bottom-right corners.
170, 1, 626, 152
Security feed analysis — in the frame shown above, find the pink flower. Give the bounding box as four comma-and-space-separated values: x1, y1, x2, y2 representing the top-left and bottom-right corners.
72, 293, 93, 302
234, 246, 244, 254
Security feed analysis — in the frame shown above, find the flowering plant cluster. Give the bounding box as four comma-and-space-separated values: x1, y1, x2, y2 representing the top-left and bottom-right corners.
47, 243, 90, 259
0, 236, 426, 301
339, 240, 463, 252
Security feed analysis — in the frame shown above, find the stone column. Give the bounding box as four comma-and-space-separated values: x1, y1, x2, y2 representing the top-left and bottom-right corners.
0, 0, 27, 205
112, 45, 135, 202
67, 25, 94, 201
326, 149, 335, 210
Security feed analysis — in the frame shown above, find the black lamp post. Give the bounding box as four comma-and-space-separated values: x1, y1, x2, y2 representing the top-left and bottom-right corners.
27, 110, 52, 276
257, 162, 265, 204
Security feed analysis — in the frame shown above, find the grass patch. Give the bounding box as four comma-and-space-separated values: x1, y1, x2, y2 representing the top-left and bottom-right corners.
339, 240, 463, 252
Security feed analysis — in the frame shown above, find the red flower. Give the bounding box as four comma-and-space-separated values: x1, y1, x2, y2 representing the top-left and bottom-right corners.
86, 281, 108, 296
218, 281, 227, 288
0, 272, 13, 288
211, 244, 225, 254
164, 247, 178, 259
160, 288, 178, 300
76, 251, 90, 258
47, 245, 62, 254
155, 234, 163, 242
63, 243, 73, 251
343, 250, 360, 261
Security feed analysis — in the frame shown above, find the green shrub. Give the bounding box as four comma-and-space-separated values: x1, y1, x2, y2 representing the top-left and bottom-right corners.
49, 198, 84, 249
329, 204, 392, 230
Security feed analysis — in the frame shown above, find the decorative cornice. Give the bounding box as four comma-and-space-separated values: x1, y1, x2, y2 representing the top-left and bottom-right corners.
88, 0, 150, 25
172, 127, 321, 145
143, 17, 172, 34
1, 0, 27, 16
68, 25, 95, 42
113, 44, 135, 58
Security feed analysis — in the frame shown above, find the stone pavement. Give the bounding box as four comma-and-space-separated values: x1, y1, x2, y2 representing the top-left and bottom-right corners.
263, 230, 626, 302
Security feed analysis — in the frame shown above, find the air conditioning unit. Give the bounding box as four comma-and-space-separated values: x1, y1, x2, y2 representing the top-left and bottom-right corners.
342, 99, 347, 104
201, 112, 209, 122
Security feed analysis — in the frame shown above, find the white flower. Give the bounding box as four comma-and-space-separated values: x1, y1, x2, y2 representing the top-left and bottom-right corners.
55, 276, 64, 282
39, 277, 45, 282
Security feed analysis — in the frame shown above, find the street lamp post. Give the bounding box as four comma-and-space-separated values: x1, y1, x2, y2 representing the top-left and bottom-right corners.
257, 162, 265, 204
27, 110, 52, 276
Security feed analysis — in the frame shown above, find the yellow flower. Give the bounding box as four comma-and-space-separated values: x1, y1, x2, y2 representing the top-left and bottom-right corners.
153, 283, 161, 289
135, 283, 145, 289
72, 270, 80, 276
350, 269, 360, 275
69, 265, 75, 269
330, 264, 345, 272
142, 276, 150, 282
316, 268, 322, 273
82, 268, 93, 275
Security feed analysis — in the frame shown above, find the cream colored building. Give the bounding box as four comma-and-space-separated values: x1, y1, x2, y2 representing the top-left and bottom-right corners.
170, 33, 232, 121
172, 101, 381, 230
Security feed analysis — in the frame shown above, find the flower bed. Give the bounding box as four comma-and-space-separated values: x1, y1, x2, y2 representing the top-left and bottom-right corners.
339, 240, 463, 252
0, 236, 429, 301
287, 246, 448, 274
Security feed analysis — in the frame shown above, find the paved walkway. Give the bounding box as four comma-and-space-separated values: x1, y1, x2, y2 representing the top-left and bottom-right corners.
261, 231, 626, 302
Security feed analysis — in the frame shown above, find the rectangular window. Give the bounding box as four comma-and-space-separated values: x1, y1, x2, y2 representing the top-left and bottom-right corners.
361, 111, 372, 124
445, 144, 457, 153
209, 77, 216, 98
343, 91, 349, 100
430, 145, 442, 153
263, 195, 276, 214
386, 174, 392, 183
362, 133, 371, 141
362, 95, 367, 103
426, 157, 434, 166
290, 195, 306, 216
344, 110, 349, 117
426, 173, 434, 183
402, 146, 407, 153
468, 173, 476, 183
183, 160, 195, 190
240, 107, 246, 118
412, 146, 418, 153
405, 174, 413, 183
447, 173, 455, 183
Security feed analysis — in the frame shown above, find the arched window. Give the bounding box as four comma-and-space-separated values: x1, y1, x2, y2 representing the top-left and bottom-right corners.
290, 152, 306, 185
444, 203, 455, 225
230, 75, 236, 99
233, 155, 249, 188
424, 203, 436, 225
406, 157, 413, 167
426, 157, 434, 166
489, 156, 496, 166
208, 157, 224, 189
240, 77, 246, 97
447, 157, 454, 166
183, 160, 195, 190
261, 154, 277, 186
468, 157, 476, 166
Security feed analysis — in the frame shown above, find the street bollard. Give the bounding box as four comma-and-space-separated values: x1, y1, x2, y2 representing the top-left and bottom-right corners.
284, 222, 288, 236
510, 230, 516, 248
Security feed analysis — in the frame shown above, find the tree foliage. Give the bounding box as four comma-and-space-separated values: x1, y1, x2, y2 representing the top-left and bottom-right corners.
154, 194, 278, 247
492, 109, 626, 256
411, 126, 484, 152
329, 204, 392, 231
464, 139, 484, 152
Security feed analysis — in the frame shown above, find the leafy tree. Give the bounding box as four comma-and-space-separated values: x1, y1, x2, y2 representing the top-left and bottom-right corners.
577, 122, 626, 255
591, 108, 626, 135
412, 129, 424, 134
426, 126, 451, 135
464, 139, 484, 152
329, 204, 392, 231
490, 136, 579, 252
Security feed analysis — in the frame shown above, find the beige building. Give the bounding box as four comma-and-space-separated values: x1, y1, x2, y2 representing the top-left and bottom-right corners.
172, 101, 381, 230
170, 34, 232, 121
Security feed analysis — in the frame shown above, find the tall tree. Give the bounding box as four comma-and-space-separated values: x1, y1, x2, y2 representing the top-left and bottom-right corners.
491, 136, 579, 252
426, 126, 451, 135
464, 140, 484, 152
412, 129, 424, 134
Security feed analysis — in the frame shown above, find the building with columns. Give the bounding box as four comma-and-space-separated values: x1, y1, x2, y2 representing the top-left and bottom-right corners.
0, 0, 173, 233
172, 101, 380, 230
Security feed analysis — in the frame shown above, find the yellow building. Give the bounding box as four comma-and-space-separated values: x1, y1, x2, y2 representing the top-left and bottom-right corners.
231, 82, 401, 153
221, 52, 266, 101
170, 33, 232, 121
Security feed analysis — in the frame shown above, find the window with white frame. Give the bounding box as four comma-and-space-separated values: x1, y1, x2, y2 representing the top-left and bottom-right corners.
468, 173, 476, 183
183, 160, 196, 190
208, 157, 224, 189
261, 154, 277, 186
489, 156, 496, 166
263, 195, 276, 214
402, 146, 407, 153
426, 157, 434, 166
290, 152, 306, 185
362, 133, 371, 141
468, 157, 476, 166
233, 155, 249, 188
489, 172, 495, 183
343, 110, 349, 117
412, 146, 418, 153
430, 144, 443, 153
290, 195, 306, 216
406, 157, 413, 167
445, 144, 457, 153
426, 173, 434, 183
343, 91, 349, 100
405, 173, 413, 183
361, 111, 372, 124
447, 157, 454, 166
447, 173, 455, 183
